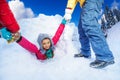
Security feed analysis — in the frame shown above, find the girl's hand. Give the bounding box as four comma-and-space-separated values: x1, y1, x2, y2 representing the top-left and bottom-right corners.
12, 32, 21, 41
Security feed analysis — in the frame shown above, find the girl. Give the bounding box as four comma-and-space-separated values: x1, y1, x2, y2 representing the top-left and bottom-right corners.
17, 19, 66, 60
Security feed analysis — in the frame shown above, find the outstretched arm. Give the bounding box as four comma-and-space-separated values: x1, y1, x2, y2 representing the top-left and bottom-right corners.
0, 28, 46, 60
64, 0, 77, 22
52, 19, 66, 45
64, 0, 85, 22
0, 0, 20, 43
17, 36, 46, 60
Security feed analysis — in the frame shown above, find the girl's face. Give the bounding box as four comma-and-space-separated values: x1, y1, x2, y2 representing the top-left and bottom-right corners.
41, 38, 51, 50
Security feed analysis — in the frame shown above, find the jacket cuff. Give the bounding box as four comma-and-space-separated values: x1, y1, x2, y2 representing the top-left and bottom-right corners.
16, 36, 22, 43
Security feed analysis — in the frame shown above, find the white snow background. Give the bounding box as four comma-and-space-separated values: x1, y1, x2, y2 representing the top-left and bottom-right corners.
0, 0, 120, 80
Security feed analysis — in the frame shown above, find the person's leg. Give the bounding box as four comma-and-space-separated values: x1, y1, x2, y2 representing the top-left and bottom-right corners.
81, 0, 114, 68
74, 17, 91, 58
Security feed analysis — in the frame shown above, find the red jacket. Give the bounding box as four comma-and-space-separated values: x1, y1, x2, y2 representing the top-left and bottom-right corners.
17, 23, 65, 60
0, 0, 19, 33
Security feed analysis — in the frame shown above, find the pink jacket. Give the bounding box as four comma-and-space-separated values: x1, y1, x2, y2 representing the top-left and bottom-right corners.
17, 23, 65, 60
52, 24, 65, 45
17, 36, 46, 60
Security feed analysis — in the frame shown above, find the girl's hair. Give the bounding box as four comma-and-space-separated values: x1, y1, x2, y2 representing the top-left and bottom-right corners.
41, 37, 51, 42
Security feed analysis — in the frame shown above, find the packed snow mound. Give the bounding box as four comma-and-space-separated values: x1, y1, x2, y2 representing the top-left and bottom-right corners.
0, 14, 120, 80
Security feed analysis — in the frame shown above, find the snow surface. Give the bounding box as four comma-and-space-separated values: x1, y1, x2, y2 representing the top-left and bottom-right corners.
0, 14, 120, 80
0, 0, 120, 80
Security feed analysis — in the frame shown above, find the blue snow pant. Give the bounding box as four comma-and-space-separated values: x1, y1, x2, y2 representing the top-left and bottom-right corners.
78, 0, 114, 62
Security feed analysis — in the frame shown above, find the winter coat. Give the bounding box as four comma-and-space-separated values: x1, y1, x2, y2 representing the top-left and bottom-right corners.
0, 0, 20, 33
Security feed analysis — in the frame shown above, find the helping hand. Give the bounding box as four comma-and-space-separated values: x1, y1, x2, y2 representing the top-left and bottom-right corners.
11, 32, 21, 41
6, 32, 21, 43
0, 28, 12, 41
64, 9, 72, 22
0, 28, 21, 43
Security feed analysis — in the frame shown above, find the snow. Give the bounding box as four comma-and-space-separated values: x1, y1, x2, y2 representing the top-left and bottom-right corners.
8, 0, 34, 20
0, 14, 120, 80
0, 0, 120, 80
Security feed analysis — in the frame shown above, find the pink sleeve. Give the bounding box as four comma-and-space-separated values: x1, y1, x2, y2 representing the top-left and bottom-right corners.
35, 51, 47, 60
17, 36, 47, 60
17, 36, 39, 54
52, 24, 65, 45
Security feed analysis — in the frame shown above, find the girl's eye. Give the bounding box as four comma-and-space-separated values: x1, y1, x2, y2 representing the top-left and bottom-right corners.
42, 43, 46, 45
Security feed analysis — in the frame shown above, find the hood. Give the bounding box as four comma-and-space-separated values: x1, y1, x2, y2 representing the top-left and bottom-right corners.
37, 33, 55, 54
